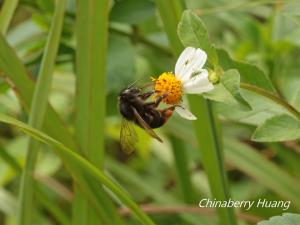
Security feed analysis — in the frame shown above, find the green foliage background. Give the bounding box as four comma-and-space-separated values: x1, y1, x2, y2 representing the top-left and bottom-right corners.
0, 0, 299, 225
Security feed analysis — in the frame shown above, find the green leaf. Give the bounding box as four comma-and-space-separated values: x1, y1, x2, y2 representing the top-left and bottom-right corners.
252, 114, 300, 142
215, 90, 288, 126
217, 48, 275, 92
110, 0, 155, 25
0, 113, 155, 225
178, 10, 218, 66
203, 69, 251, 110
258, 213, 300, 225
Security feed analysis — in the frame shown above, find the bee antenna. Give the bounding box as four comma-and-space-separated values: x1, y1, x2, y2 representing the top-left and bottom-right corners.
127, 77, 144, 88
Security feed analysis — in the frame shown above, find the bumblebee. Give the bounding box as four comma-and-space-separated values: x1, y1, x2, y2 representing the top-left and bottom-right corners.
118, 85, 175, 153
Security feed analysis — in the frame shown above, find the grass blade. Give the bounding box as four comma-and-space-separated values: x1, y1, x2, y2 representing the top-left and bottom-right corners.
225, 139, 300, 210
170, 135, 195, 203
75, 0, 107, 165
17, 1, 67, 224
107, 158, 216, 225
35, 188, 70, 225
0, 146, 70, 225
0, 113, 156, 225
0, 0, 19, 34
154, 0, 183, 55
73, 0, 123, 225
0, 32, 77, 151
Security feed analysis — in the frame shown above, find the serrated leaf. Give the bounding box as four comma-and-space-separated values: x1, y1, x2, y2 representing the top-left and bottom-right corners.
258, 213, 300, 225
216, 93, 286, 126
217, 48, 275, 92
177, 10, 218, 66
252, 114, 300, 142
203, 69, 251, 110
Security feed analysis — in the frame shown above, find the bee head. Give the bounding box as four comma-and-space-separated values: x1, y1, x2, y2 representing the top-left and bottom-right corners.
119, 87, 141, 99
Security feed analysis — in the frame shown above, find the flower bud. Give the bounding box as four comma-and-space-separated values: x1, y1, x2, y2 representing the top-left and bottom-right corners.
208, 70, 220, 84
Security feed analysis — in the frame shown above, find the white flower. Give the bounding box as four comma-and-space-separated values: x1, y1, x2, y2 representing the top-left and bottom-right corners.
153, 47, 214, 120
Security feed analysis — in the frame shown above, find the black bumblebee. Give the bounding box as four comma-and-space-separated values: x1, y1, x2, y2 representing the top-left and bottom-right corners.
118, 84, 175, 153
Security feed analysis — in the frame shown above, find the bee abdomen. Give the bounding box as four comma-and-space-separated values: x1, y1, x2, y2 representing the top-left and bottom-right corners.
143, 111, 165, 129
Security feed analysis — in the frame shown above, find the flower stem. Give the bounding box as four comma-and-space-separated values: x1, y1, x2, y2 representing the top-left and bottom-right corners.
189, 97, 237, 225
154, 1, 237, 225
240, 82, 300, 120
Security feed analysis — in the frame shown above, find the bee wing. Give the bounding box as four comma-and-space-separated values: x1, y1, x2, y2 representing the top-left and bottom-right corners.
140, 82, 154, 89
120, 118, 138, 154
131, 106, 163, 143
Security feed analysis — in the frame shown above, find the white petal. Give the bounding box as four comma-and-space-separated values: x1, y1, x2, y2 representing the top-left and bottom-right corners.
175, 105, 197, 120
183, 69, 214, 94
175, 47, 194, 75
175, 47, 207, 82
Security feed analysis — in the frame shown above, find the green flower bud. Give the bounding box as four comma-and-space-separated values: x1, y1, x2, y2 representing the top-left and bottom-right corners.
208, 70, 220, 84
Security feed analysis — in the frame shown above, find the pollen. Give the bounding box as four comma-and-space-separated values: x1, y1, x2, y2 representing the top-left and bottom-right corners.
153, 72, 182, 104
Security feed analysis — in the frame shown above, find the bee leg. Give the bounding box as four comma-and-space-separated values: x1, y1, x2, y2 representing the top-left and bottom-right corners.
138, 90, 155, 100
145, 93, 168, 107
161, 105, 177, 112
160, 104, 182, 116
159, 105, 177, 124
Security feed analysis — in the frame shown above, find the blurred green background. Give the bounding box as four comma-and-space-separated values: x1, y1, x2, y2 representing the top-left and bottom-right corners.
0, 0, 300, 225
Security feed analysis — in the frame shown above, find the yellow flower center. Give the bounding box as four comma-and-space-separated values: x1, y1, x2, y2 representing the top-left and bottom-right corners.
153, 72, 182, 104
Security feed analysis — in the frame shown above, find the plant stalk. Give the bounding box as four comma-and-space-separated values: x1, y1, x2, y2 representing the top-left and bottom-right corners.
155, 1, 237, 224
74, 0, 123, 224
